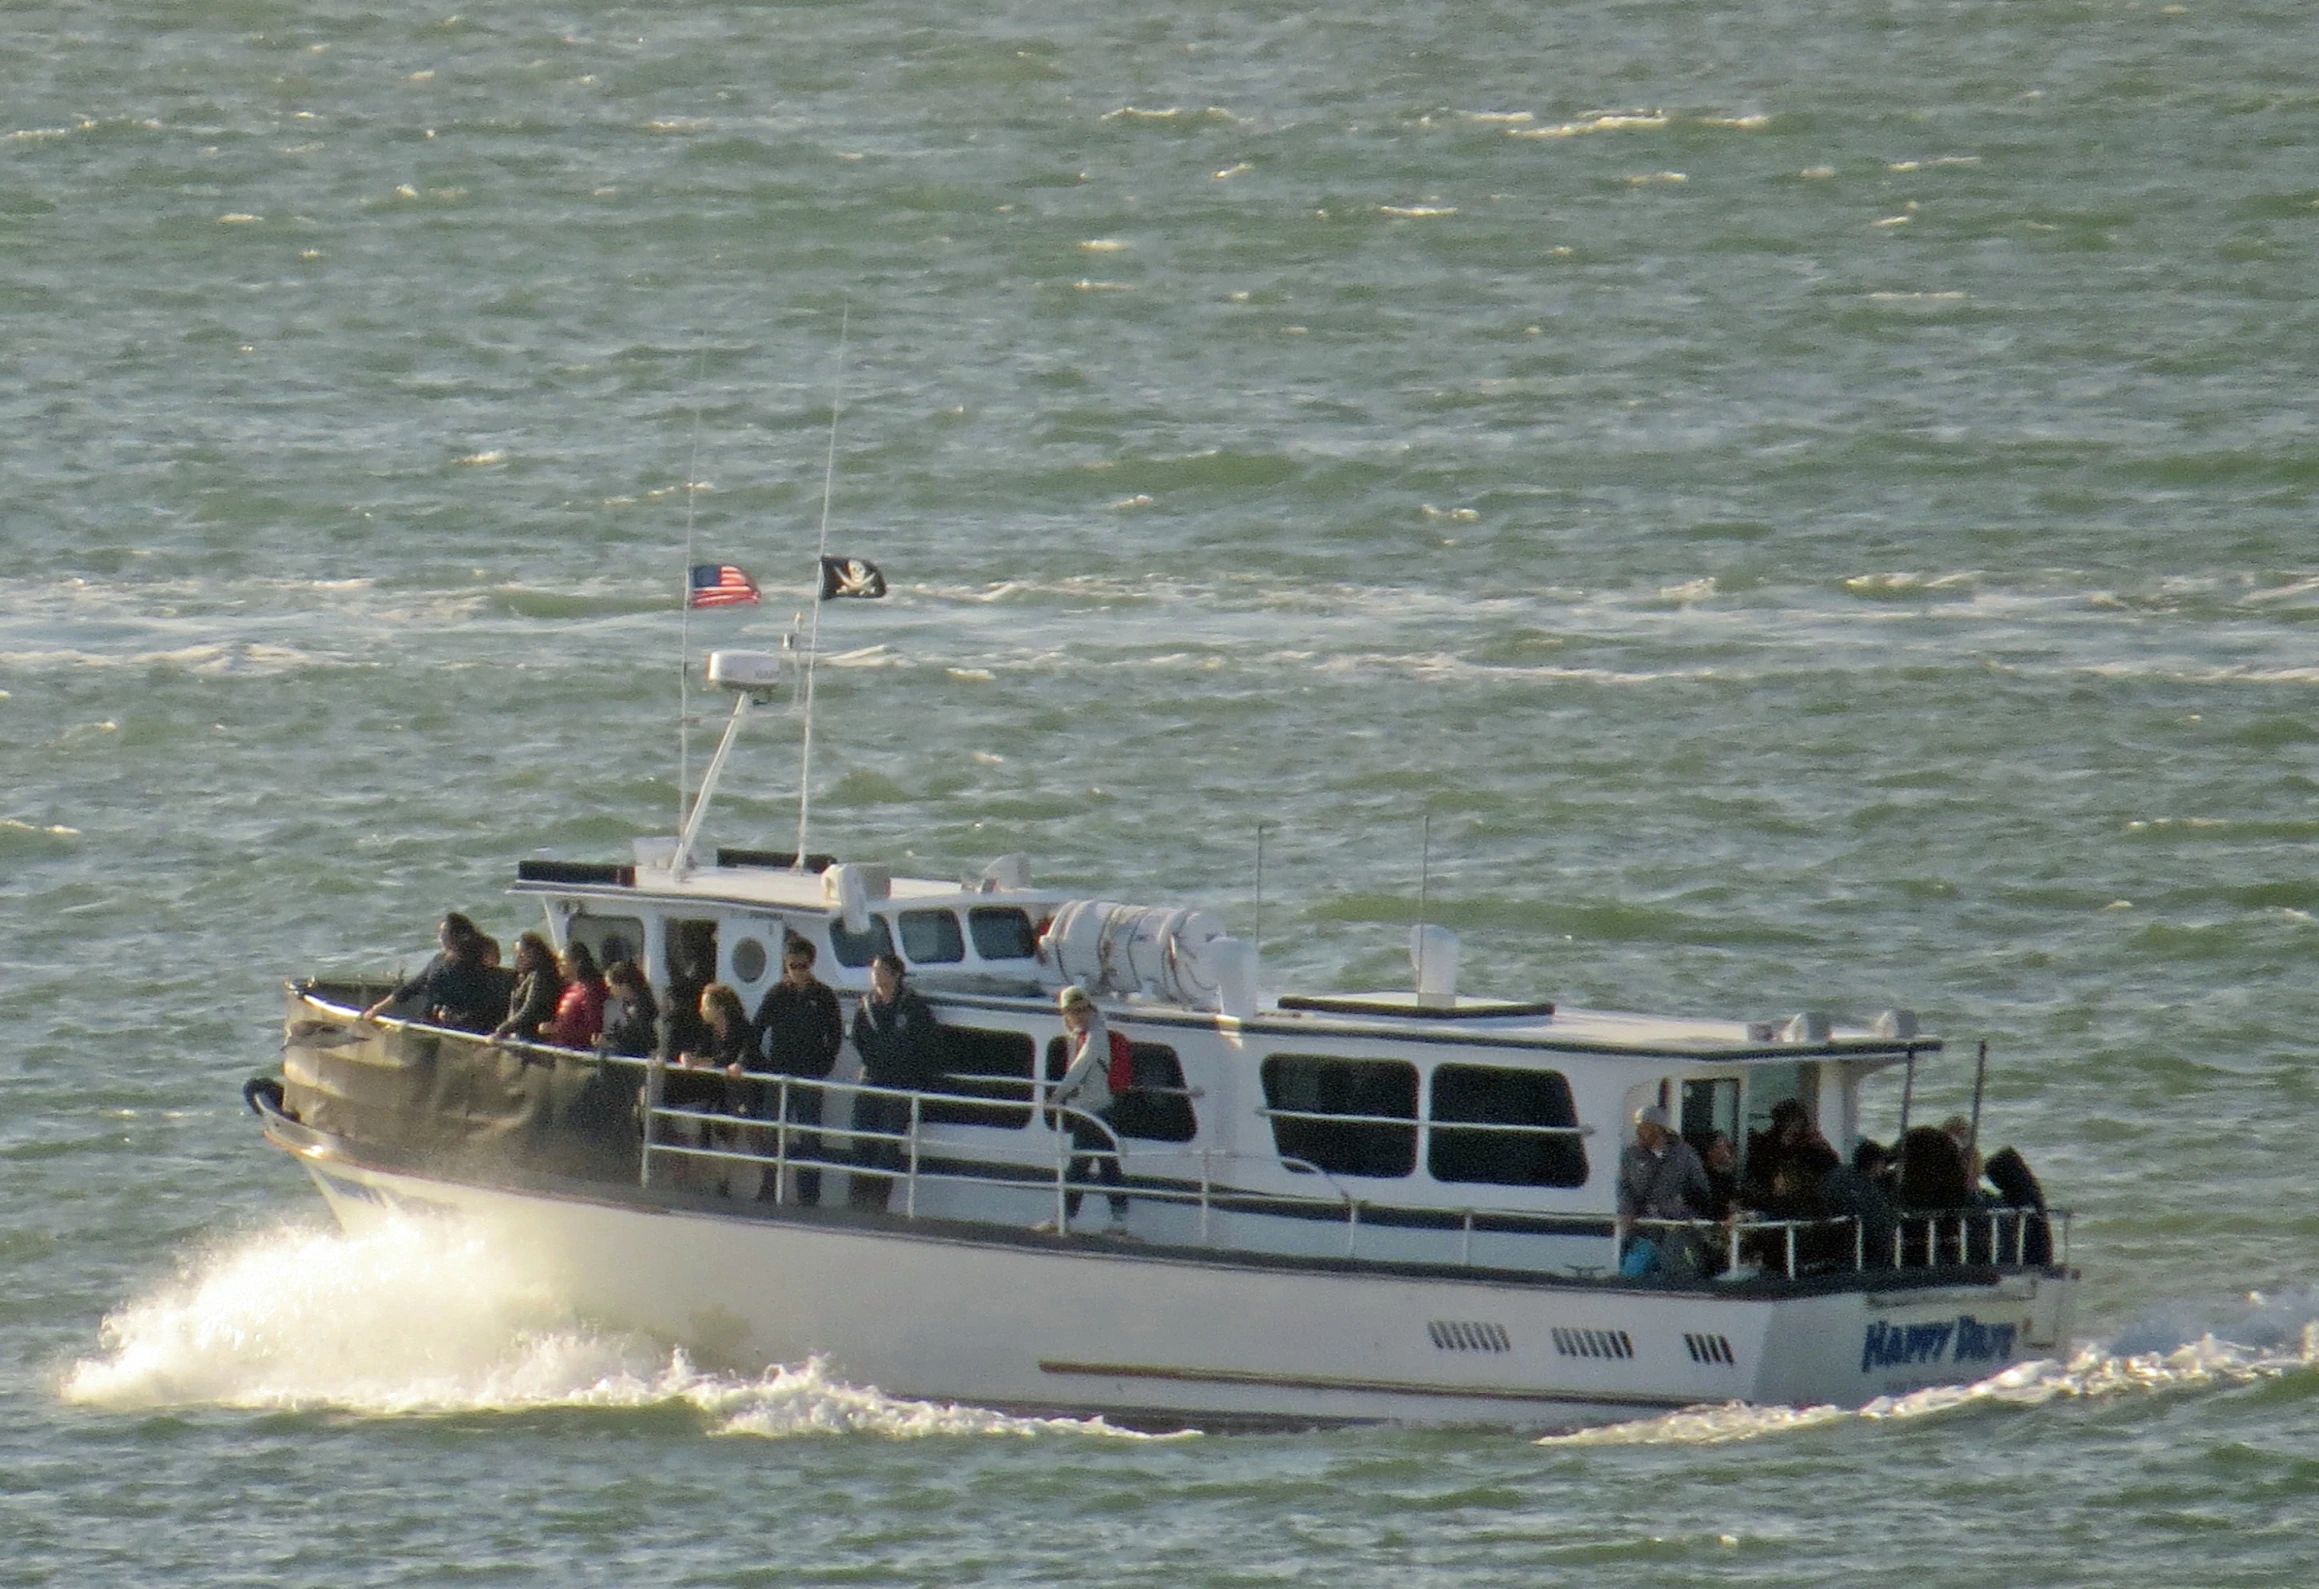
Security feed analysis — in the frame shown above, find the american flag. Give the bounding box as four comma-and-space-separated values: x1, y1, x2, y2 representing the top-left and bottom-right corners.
687, 564, 760, 609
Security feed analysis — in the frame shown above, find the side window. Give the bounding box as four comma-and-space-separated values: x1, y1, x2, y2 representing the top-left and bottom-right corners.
1259, 1055, 1418, 1178
899, 909, 965, 965
968, 906, 1038, 961
828, 914, 894, 969
1429, 1064, 1588, 1188
1045, 1036, 1195, 1144
568, 914, 645, 974
921, 1026, 1034, 1129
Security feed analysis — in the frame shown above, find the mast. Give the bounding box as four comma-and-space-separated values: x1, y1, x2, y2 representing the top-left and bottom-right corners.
677, 344, 708, 833
793, 307, 848, 869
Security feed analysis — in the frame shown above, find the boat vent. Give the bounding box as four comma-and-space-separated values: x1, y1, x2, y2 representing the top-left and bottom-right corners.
1549, 1327, 1634, 1361
1426, 1320, 1511, 1353
1684, 1332, 1737, 1366
717, 848, 836, 873
516, 860, 634, 887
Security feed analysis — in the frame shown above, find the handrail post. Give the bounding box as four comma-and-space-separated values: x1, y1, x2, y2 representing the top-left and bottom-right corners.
1784, 1223, 1797, 1279
1053, 1103, 1070, 1234
905, 1092, 921, 1220
1728, 1219, 1741, 1274
640, 1052, 665, 1190
1460, 1208, 1474, 1267
1346, 1199, 1360, 1258
1198, 1147, 1213, 1245
773, 1077, 791, 1207
1854, 1217, 1864, 1271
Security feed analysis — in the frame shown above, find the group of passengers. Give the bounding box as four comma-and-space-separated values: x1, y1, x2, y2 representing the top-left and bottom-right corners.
364, 912, 1135, 1232
362, 913, 621, 1051
1617, 1099, 2049, 1279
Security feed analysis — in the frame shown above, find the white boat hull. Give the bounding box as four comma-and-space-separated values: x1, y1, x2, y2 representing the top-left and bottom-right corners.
288, 1139, 2076, 1431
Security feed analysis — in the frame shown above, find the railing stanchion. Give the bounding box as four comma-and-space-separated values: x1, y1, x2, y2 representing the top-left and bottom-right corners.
1053, 1100, 1070, 1235
774, 1077, 790, 1207
1460, 1209, 1474, 1267
1784, 1223, 1797, 1279
1198, 1148, 1213, 1245
1854, 1217, 1864, 1272
1728, 1219, 1742, 1274
905, 1092, 921, 1220
1347, 1200, 1360, 1258
640, 1052, 664, 1190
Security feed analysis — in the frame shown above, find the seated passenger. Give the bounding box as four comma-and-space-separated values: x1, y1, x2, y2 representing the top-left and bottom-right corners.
1983, 1144, 2053, 1265
600, 961, 660, 1058
540, 941, 608, 1049
362, 912, 502, 1031
1818, 1147, 1899, 1269
1745, 1099, 1840, 1219
1700, 1130, 1742, 1221
490, 932, 563, 1042
1617, 1105, 1711, 1277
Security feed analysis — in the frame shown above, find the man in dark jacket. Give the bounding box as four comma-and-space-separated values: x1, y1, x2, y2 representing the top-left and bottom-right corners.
752, 937, 844, 1206
847, 953, 944, 1210
362, 912, 505, 1031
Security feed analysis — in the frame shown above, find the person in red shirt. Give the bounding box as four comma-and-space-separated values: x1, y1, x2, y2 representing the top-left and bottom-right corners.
540, 940, 608, 1049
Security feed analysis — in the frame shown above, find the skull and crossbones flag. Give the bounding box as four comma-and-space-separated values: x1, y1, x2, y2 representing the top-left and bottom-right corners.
818, 556, 888, 601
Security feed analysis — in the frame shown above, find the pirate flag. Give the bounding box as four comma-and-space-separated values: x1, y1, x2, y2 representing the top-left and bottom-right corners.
818, 556, 888, 601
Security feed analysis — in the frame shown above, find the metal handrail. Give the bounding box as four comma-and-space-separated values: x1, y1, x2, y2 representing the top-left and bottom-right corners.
1619, 1204, 2072, 1281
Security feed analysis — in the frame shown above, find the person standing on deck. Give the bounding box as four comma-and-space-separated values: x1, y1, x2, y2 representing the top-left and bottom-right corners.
752, 937, 844, 1207
1042, 985, 1132, 1234
846, 954, 943, 1211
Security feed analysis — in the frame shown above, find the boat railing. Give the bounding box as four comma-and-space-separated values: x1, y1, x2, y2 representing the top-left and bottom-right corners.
1623, 1203, 2070, 1281
636, 1066, 1361, 1243
312, 999, 2068, 1281
630, 1066, 2068, 1277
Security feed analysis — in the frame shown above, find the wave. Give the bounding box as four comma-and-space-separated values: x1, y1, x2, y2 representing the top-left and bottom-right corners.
60, 1216, 1157, 1440
1543, 1290, 2319, 1447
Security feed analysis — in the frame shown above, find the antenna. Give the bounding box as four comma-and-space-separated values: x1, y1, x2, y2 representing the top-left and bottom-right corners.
1253, 821, 1267, 958
793, 306, 848, 869
1414, 802, 1433, 992
677, 342, 708, 833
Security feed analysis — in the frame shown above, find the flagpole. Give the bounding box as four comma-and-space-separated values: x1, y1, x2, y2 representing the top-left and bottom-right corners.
678, 342, 708, 837
794, 306, 848, 870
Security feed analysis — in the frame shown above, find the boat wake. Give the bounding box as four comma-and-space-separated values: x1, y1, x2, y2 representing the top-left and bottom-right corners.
60, 1216, 1157, 1440
1542, 1291, 2319, 1447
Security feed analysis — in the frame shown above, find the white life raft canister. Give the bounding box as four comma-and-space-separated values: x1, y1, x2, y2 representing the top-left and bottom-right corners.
1040, 900, 1238, 1010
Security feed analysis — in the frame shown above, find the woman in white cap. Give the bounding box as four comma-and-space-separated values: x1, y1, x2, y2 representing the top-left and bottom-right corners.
1045, 985, 1132, 1234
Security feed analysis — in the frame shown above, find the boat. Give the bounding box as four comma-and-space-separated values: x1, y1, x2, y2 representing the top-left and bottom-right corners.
249, 648, 2077, 1432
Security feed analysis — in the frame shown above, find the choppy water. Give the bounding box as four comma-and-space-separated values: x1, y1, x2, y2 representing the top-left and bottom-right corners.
6, 0, 2319, 1583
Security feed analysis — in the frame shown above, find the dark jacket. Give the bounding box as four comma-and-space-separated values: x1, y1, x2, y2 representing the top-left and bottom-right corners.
391, 952, 504, 1032
499, 967, 562, 1040
602, 989, 660, 1058
753, 980, 844, 1079
850, 985, 944, 1089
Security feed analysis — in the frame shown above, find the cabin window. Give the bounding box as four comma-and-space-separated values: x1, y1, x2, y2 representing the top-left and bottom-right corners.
567, 913, 646, 974
1744, 1063, 1810, 1166
969, 906, 1039, 961
899, 909, 966, 965
828, 914, 894, 969
729, 935, 770, 986
1259, 1055, 1418, 1178
921, 1026, 1034, 1129
1043, 1036, 1198, 1143
1428, 1064, 1588, 1188
1680, 1077, 1740, 1160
